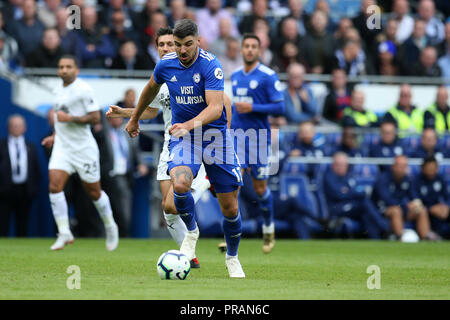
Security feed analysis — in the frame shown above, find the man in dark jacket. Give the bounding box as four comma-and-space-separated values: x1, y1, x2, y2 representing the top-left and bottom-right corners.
0, 114, 40, 237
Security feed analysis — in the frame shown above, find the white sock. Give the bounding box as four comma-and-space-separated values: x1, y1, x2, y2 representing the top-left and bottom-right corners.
191, 178, 211, 203
49, 192, 71, 235
93, 191, 115, 228
163, 211, 188, 247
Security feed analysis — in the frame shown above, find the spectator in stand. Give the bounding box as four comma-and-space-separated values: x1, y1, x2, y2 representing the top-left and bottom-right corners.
25, 27, 65, 67
436, 21, 450, 57
417, 0, 445, 46
369, 119, 404, 163
0, 11, 19, 69
196, 0, 239, 47
217, 36, 242, 76
322, 68, 352, 124
270, 40, 305, 73
111, 40, 155, 70
375, 40, 400, 76
99, 0, 136, 31
330, 126, 366, 157
1, 0, 24, 35
415, 156, 450, 239
143, 11, 168, 63
322, 152, 389, 239
209, 17, 234, 58
283, 63, 318, 124
384, 84, 423, 135
55, 7, 77, 55
109, 9, 141, 54
373, 17, 399, 55
329, 40, 374, 76
167, 0, 195, 28
371, 155, 436, 241
8, 0, 45, 59
271, 16, 303, 56
280, 0, 307, 37
410, 46, 442, 77
133, 0, 162, 34
333, 17, 353, 49
0, 115, 40, 237
36, 0, 62, 28
391, 0, 414, 44
313, 0, 337, 33
73, 6, 116, 68
239, 0, 275, 36
408, 128, 445, 161
301, 9, 334, 75
289, 121, 325, 181
342, 90, 379, 128
397, 18, 428, 76
352, 0, 381, 56
254, 29, 272, 66
424, 85, 450, 134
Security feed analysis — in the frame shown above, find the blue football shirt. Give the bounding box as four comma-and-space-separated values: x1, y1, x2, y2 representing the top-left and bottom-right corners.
230, 62, 284, 133
152, 48, 227, 133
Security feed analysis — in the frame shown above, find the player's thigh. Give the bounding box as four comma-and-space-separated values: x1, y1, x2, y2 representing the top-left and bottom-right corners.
48, 169, 71, 193
216, 189, 239, 218
71, 147, 101, 186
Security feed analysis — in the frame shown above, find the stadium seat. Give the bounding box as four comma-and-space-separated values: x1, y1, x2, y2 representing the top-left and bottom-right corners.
400, 135, 421, 154
279, 173, 317, 212
282, 160, 309, 175
439, 134, 450, 150
362, 132, 380, 146
352, 164, 378, 195
409, 164, 420, 176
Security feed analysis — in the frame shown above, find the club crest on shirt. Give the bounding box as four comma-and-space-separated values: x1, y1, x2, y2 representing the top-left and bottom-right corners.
249, 80, 258, 89
193, 73, 201, 83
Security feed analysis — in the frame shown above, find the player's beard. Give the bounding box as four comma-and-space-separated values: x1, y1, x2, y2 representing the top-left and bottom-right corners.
179, 47, 198, 67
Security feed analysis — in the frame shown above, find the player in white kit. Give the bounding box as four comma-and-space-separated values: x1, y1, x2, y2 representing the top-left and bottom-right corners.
42, 55, 119, 251
106, 28, 231, 267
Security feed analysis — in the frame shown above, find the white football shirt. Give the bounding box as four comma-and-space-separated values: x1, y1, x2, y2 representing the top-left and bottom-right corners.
149, 83, 171, 143
53, 78, 100, 152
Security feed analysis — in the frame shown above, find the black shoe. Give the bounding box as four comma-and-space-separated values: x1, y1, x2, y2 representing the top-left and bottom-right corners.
190, 258, 200, 268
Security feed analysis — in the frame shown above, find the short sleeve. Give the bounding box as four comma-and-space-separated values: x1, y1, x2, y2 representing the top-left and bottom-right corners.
264, 73, 284, 102
152, 60, 164, 85
83, 85, 100, 113
204, 59, 224, 91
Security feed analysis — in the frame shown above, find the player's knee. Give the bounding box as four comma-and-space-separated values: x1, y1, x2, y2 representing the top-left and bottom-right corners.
254, 184, 267, 197
87, 188, 101, 200
173, 181, 191, 194
49, 181, 63, 194
220, 201, 239, 218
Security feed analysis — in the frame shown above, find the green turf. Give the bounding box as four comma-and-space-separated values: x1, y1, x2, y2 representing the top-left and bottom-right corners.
0, 238, 449, 300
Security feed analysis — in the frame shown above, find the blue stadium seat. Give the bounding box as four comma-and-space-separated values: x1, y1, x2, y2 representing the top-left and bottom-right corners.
352, 164, 378, 195
282, 160, 309, 175
409, 164, 420, 176
279, 173, 318, 217
324, 132, 342, 146
313, 169, 330, 221
439, 134, 450, 150
362, 133, 380, 146
400, 135, 421, 154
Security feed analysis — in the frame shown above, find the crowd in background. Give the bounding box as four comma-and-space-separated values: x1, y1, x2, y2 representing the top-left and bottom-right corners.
0, 0, 449, 78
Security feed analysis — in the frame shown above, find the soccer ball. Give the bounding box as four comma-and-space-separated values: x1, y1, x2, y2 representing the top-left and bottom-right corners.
156, 250, 191, 280
401, 229, 420, 243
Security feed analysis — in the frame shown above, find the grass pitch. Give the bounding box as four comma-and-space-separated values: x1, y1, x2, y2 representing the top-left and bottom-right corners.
0, 238, 449, 300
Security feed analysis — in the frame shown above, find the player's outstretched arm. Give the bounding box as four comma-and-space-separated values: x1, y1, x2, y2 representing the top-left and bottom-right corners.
106, 105, 159, 120
126, 75, 161, 137
170, 90, 223, 137
57, 110, 101, 124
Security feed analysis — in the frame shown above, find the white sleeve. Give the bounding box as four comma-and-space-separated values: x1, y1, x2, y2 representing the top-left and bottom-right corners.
83, 85, 100, 113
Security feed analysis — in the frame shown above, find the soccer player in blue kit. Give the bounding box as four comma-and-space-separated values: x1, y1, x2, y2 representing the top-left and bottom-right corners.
231, 34, 285, 253
125, 19, 245, 278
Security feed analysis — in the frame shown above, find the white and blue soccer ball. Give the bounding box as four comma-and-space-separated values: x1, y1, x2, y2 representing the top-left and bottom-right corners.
156, 250, 191, 280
